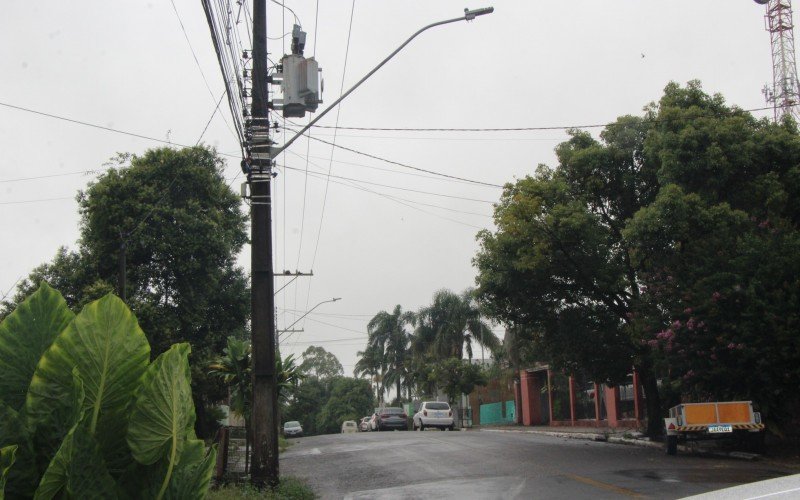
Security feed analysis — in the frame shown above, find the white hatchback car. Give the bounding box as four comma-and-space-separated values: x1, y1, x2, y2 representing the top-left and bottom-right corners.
341, 420, 358, 434
413, 401, 454, 431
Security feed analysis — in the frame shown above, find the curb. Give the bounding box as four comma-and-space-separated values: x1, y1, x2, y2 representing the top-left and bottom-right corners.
480, 428, 681, 451
479, 428, 762, 458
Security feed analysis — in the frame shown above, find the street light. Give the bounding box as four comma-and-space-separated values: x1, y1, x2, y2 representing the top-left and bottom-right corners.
279, 297, 341, 340
269, 6, 495, 158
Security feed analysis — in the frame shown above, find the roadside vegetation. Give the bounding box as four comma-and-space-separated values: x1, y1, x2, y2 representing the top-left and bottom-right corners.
208, 477, 315, 500
473, 81, 800, 440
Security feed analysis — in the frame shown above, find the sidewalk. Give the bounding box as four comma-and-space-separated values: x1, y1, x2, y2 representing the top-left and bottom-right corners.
476, 424, 658, 447
476, 424, 777, 461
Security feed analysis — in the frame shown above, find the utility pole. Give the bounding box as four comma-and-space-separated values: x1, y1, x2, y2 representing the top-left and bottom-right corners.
249, 0, 278, 488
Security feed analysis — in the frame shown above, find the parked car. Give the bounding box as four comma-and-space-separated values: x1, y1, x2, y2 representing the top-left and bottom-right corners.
413, 401, 454, 431
359, 416, 371, 432
368, 408, 381, 431
373, 407, 409, 431
283, 420, 303, 438
341, 420, 358, 433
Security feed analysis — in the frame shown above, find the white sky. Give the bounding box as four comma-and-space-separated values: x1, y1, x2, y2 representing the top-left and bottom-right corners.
0, 0, 783, 374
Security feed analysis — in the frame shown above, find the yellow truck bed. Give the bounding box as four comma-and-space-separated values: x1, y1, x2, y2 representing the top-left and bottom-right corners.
667, 401, 764, 432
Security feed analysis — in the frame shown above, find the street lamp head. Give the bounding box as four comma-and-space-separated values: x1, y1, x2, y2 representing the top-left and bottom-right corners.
464, 6, 494, 21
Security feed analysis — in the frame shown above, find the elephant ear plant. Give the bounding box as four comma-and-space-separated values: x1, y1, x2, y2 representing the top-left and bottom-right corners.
0, 284, 216, 499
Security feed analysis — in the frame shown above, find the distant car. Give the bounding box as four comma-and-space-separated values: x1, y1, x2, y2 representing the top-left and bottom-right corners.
283, 420, 303, 438
368, 408, 381, 431
373, 407, 409, 431
359, 417, 371, 432
413, 401, 454, 431
341, 420, 358, 434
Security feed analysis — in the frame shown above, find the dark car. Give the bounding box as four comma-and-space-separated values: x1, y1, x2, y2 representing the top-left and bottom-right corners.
374, 407, 409, 431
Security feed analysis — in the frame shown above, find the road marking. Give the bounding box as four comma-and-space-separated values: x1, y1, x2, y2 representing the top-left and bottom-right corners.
565, 474, 644, 498
746, 486, 800, 499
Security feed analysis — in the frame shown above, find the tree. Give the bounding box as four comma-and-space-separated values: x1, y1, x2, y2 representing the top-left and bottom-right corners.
434, 358, 487, 405
315, 377, 375, 435
413, 289, 499, 361
475, 81, 800, 435
366, 305, 414, 402
353, 343, 384, 401
299, 345, 344, 380
4, 146, 250, 438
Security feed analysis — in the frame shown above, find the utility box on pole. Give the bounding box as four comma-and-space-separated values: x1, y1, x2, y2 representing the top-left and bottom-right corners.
277, 54, 321, 117
273, 24, 321, 118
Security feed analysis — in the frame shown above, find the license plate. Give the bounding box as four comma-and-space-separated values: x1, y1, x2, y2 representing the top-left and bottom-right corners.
435, 411, 443, 418
708, 424, 732, 433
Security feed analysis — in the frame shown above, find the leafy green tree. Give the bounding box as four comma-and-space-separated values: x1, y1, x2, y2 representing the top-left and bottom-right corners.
3, 146, 250, 438
366, 305, 414, 402
299, 346, 343, 380
622, 83, 800, 429
434, 358, 487, 405
413, 289, 498, 361
282, 378, 328, 437
315, 378, 375, 435
475, 81, 800, 436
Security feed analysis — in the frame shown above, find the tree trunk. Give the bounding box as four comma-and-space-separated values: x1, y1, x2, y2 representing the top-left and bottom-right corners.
396, 379, 402, 403
637, 363, 663, 438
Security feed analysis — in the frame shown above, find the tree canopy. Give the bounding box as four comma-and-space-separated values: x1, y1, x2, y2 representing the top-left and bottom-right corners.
3, 146, 250, 438
475, 81, 800, 434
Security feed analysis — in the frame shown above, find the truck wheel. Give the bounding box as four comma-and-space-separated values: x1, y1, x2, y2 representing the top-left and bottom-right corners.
666, 435, 678, 456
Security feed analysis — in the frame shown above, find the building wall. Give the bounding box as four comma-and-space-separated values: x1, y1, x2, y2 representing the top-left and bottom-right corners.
517, 368, 644, 430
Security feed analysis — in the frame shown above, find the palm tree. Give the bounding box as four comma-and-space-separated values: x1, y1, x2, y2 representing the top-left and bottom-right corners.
354, 343, 384, 402
367, 305, 414, 403
414, 288, 499, 361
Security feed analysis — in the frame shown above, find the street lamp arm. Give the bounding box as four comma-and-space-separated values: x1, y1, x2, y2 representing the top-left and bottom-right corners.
281, 297, 341, 334
270, 7, 494, 158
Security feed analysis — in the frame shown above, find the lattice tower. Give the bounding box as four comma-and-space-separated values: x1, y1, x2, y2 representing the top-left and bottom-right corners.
759, 0, 800, 122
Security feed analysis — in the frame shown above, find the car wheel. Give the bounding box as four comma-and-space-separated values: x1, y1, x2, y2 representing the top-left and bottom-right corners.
419, 422, 425, 431
448, 425, 454, 431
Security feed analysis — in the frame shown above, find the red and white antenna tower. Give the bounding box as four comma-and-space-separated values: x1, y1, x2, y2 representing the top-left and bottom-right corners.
756, 0, 800, 122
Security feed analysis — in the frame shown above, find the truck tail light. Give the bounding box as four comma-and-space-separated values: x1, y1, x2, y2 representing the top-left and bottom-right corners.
423, 410, 428, 417
449, 410, 452, 417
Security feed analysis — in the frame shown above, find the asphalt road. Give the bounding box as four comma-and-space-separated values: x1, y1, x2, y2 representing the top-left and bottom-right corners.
280, 429, 795, 499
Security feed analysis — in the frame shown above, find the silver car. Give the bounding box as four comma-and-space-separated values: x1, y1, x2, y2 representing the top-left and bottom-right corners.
283, 420, 303, 438
413, 401, 454, 431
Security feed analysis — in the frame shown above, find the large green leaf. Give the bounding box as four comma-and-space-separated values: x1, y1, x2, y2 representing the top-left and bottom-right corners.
127, 343, 194, 500
26, 293, 150, 474
0, 402, 37, 499
33, 417, 117, 500
162, 440, 216, 500
0, 283, 75, 411
1, 445, 18, 500
127, 343, 194, 465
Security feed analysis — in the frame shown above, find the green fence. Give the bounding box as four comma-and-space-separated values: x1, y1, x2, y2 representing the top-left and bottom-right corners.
479, 400, 516, 425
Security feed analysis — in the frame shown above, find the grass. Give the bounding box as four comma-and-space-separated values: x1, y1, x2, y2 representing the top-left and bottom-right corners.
207, 477, 316, 500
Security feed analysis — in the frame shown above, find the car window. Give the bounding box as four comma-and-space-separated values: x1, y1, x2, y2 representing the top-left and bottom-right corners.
424, 402, 449, 410
382, 408, 404, 414
284, 421, 300, 428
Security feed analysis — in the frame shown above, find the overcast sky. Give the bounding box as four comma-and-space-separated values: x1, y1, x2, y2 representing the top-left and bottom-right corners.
0, 0, 784, 373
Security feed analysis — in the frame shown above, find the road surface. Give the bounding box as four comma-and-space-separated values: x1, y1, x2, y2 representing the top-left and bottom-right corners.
281, 429, 795, 499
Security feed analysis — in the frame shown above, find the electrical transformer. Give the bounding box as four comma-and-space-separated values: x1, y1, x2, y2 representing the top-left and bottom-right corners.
278, 54, 321, 118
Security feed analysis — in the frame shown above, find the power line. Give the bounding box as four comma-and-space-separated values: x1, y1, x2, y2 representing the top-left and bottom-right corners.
307, 105, 781, 132
284, 167, 493, 220
170, 0, 238, 143
1, 196, 73, 205
280, 157, 495, 203
286, 125, 503, 188
196, 89, 228, 145
0, 170, 96, 183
